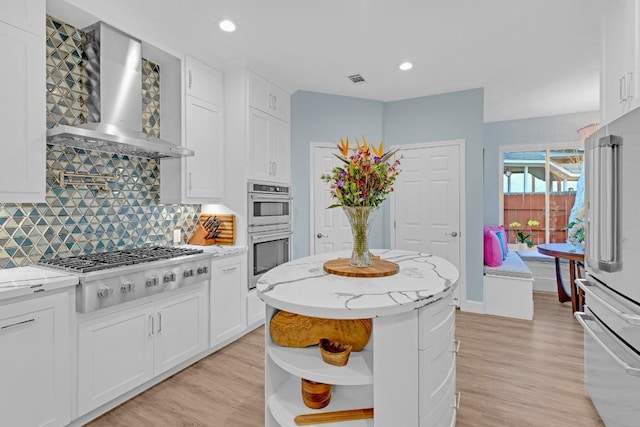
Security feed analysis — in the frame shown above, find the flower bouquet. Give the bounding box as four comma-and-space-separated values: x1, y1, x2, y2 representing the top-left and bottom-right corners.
321, 136, 401, 266
509, 219, 539, 249
564, 208, 585, 247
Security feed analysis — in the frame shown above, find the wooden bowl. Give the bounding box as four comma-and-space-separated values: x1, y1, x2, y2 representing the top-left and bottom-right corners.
301, 378, 332, 409
319, 338, 352, 367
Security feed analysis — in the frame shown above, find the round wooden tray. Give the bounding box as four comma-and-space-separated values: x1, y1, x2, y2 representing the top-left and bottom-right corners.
323, 258, 399, 278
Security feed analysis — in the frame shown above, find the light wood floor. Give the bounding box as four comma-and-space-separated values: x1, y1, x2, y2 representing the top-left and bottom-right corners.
87, 292, 603, 427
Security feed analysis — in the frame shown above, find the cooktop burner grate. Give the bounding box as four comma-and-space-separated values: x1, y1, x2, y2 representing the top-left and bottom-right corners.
38, 246, 204, 273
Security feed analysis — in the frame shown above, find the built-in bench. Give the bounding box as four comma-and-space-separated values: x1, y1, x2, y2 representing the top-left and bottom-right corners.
517, 249, 570, 294
484, 251, 534, 320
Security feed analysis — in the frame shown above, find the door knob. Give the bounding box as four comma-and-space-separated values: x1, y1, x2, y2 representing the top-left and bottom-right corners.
445, 231, 458, 237
317, 233, 327, 238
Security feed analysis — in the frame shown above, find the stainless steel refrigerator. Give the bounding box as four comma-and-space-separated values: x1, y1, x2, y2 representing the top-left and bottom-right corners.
576, 107, 640, 426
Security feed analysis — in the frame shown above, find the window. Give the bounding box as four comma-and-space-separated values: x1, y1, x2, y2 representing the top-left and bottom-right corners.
501, 146, 584, 246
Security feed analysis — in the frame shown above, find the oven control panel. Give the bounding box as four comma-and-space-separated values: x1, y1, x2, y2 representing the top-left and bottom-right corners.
77, 258, 212, 313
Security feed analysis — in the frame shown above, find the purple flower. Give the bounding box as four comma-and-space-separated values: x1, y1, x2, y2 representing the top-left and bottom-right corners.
337, 180, 344, 188
374, 157, 381, 163
339, 171, 346, 178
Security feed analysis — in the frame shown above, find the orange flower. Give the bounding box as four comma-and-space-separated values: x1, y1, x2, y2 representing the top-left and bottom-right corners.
338, 137, 350, 157
356, 136, 369, 154
371, 142, 384, 158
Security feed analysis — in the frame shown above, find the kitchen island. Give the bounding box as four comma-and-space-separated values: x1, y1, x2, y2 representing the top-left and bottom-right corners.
257, 249, 459, 427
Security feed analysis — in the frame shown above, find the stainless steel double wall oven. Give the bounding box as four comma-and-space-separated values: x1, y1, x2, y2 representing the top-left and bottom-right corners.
247, 180, 292, 289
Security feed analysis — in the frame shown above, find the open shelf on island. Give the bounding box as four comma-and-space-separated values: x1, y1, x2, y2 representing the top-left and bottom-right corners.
268, 342, 373, 386
268, 376, 373, 427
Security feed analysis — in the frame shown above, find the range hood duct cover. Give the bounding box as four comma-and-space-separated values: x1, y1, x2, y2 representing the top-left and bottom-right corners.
46, 22, 192, 159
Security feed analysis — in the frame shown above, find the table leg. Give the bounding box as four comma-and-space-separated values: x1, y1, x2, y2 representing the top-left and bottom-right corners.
569, 260, 577, 312
554, 257, 571, 303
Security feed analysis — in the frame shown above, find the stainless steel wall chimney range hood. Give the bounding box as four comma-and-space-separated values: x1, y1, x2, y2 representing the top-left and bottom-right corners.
46, 22, 192, 159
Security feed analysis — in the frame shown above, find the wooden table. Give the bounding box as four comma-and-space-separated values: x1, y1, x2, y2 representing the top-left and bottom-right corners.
537, 243, 585, 312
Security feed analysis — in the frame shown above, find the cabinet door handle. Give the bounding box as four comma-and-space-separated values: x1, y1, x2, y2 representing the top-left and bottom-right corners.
620, 75, 626, 102
451, 392, 461, 410
627, 72, 633, 101
157, 312, 162, 333
222, 266, 238, 273
272, 94, 277, 110
149, 314, 155, 337
189, 70, 193, 90
1, 316, 38, 331
451, 340, 461, 354
188, 172, 193, 190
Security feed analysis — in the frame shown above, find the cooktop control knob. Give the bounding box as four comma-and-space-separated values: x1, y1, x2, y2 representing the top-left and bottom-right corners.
97, 286, 114, 298
184, 269, 194, 278
163, 272, 176, 283
146, 276, 159, 287
197, 265, 208, 275
121, 281, 134, 293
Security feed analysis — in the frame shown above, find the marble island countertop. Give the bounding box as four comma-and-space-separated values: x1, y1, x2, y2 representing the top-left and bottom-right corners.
0, 266, 79, 302
257, 249, 459, 319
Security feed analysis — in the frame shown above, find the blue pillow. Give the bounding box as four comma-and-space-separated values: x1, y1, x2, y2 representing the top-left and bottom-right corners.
495, 231, 507, 260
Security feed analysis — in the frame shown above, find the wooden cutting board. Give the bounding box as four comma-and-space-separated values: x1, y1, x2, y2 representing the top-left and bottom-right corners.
323, 258, 399, 277
188, 214, 235, 245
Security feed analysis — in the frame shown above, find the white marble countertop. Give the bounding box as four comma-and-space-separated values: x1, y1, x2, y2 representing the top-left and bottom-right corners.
0, 266, 78, 302
257, 249, 459, 319
179, 244, 247, 258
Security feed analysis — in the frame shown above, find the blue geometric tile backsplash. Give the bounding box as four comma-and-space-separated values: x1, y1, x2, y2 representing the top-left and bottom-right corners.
0, 16, 200, 269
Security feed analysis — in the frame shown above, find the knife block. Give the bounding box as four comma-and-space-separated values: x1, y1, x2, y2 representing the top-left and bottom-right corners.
188, 214, 235, 245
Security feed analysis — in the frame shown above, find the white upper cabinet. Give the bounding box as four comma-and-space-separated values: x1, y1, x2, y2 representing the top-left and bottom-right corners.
0, 0, 45, 36
249, 108, 291, 183
248, 72, 291, 123
601, 0, 640, 124
161, 55, 224, 204
0, 0, 45, 203
186, 55, 224, 107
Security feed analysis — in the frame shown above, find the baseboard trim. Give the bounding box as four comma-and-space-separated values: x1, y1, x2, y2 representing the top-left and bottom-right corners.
461, 299, 484, 314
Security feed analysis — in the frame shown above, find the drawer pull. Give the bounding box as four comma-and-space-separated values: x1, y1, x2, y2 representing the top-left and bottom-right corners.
452, 340, 461, 354
222, 266, 238, 273
450, 392, 461, 410
1, 316, 38, 331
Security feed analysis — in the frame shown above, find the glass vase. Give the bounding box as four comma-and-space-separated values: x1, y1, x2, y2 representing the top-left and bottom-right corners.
342, 206, 377, 267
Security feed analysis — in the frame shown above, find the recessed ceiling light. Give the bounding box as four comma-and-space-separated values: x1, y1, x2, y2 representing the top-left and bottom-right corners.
219, 19, 236, 32
398, 62, 413, 71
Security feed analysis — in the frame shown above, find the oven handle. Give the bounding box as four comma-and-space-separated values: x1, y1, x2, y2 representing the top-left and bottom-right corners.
575, 311, 640, 377
250, 194, 293, 200
251, 231, 293, 241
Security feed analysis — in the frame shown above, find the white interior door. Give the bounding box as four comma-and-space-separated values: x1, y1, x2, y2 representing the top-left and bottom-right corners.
391, 142, 463, 299
310, 144, 353, 255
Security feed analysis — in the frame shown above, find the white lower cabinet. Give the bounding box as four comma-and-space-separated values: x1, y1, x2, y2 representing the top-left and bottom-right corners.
77, 284, 208, 415
0, 291, 71, 427
247, 288, 266, 328
210, 255, 247, 348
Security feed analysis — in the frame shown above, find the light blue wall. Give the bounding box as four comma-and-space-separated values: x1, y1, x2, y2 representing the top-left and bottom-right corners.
384, 89, 485, 302
483, 111, 599, 225
290, 91, 384, 260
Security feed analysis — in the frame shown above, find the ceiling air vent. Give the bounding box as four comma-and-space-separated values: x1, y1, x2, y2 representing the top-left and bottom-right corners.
347, 73, 366, 84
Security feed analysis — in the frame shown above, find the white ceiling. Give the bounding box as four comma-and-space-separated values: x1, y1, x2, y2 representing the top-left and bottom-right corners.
49, 0, 606, 122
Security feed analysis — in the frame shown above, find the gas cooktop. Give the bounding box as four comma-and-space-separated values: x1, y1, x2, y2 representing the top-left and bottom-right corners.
38, 246, 204, 273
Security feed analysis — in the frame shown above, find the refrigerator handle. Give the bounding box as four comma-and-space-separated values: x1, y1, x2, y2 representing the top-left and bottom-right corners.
595, 136, 622, 272
575, 311, 640, 377
576, 279, 640, 326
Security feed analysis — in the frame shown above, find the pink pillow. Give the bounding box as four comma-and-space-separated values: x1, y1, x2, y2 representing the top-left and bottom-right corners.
483, 229, 503, 267
484, 225, 508, 258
